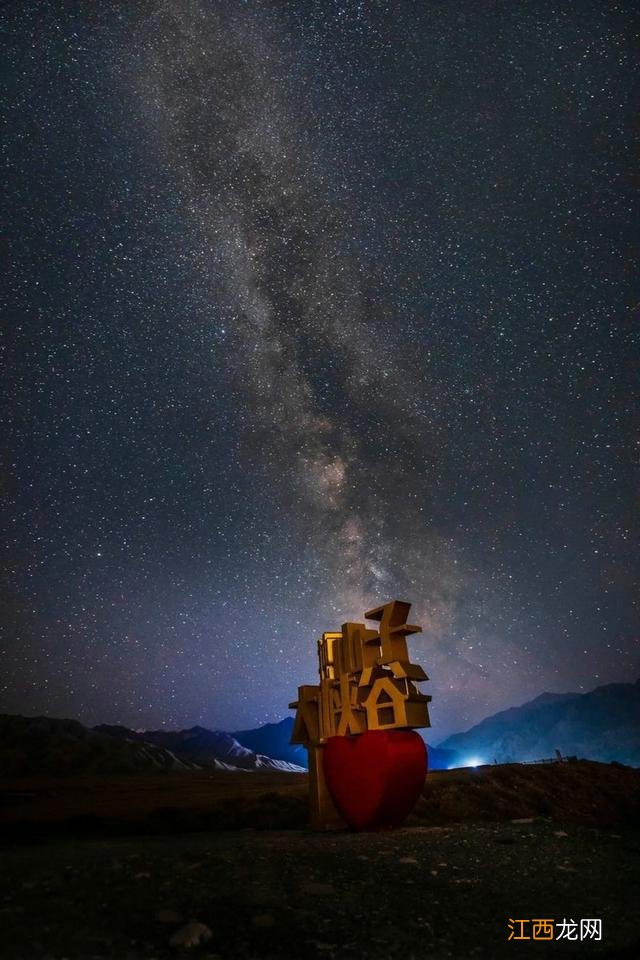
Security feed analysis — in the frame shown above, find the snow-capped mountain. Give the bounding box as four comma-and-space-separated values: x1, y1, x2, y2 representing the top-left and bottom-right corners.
0, 715, 306, 775
98, 724, 306, 772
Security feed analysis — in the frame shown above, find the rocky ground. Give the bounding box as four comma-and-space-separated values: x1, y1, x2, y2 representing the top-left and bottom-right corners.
1, 761, 639, 959
1, 820, 639, 960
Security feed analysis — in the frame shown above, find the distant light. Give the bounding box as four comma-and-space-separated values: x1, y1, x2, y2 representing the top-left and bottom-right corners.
465, 757, 482, 768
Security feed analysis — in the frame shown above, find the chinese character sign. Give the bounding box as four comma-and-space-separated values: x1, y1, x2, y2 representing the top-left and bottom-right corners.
290, 600, 431, 830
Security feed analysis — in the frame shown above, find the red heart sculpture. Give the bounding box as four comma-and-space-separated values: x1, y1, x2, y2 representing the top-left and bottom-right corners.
323, 729, 427, 831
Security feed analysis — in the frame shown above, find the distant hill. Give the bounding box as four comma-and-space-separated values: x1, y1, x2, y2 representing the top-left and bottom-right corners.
0, 715, 305, 776
5, 678, 636, 778
100, 724, 305, 772
0, 715, 200, 776
438, 680, 640, 767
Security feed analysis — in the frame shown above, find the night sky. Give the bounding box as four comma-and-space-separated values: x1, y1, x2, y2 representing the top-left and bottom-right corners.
3, 1, 638, 741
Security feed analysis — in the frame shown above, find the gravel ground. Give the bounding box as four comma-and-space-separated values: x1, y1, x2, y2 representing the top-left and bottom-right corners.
1, 821, 639, 960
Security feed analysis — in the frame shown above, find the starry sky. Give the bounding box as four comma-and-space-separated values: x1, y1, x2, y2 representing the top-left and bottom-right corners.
2, 1, 638, 741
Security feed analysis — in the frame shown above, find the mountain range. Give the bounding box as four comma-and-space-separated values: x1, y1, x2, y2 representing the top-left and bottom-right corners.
1, 678, 637, 776
0, 715, 305, 776
438, 679, 640, 767
96, 723, 305, 772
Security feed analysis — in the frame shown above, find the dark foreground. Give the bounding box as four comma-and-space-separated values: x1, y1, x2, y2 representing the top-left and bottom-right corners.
2, 821, 639, 959
1, 762, 639, 959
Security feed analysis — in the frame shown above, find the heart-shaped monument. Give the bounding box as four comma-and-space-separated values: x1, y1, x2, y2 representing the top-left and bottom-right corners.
323, 729, 427, 831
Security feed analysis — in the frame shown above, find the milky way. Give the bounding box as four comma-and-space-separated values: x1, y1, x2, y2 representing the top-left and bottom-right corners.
3, 1, 638, 738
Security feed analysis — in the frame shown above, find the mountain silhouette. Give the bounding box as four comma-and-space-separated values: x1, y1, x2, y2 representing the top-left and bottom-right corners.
0, 715, 305, 776
96, 723, 305, 772
3, 679, 637, 778
437, 679, 640, 766
0, 714, 200, 775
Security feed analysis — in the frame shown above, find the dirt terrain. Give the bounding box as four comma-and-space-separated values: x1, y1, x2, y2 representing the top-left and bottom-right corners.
2, 760, 638, 838
1, 762, 639, 959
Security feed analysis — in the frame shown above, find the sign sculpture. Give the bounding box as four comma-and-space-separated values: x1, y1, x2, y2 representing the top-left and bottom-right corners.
290, 600, 431, 830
